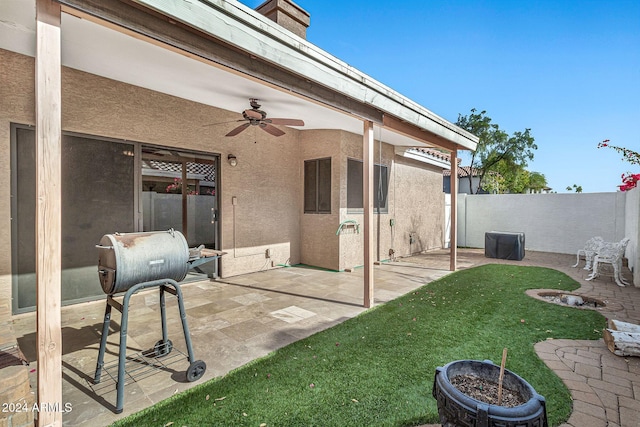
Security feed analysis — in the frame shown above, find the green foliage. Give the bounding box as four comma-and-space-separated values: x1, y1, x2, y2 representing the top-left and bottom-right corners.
598, 140, 640, 167
456, 109, 538, 194
566, 184, 583, 193
528, 172, 548, 192
115, 265, 604, 427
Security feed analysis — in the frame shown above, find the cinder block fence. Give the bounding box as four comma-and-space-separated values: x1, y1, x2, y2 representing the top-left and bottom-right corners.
454, 188, 639, 286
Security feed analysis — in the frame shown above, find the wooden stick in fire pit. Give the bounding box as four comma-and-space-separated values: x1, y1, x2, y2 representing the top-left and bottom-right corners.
497, 348, 508, 406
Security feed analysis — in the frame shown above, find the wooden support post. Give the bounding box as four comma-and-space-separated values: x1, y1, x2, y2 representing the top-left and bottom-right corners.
449, 149, 458, 271
363, 121, 374, 308
35, 0, 63, 425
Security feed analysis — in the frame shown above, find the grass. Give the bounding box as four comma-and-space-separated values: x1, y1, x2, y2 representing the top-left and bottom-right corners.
114, 264, 606, 427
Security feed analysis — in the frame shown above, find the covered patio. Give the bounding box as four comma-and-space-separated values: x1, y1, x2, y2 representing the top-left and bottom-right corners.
1, 1, 481, 423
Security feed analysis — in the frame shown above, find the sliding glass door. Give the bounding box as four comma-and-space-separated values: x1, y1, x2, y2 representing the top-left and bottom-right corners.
11, 127, 220, 313
140, 146, 218, 248
11, 126, 135, 313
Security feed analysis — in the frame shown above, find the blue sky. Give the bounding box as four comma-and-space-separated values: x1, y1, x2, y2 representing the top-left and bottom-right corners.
241, 0, 639, 192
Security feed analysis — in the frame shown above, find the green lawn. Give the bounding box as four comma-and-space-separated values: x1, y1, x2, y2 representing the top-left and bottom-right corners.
114, 264, 605, 427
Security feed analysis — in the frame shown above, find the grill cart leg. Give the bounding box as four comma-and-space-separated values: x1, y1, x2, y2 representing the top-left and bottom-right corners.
153, 285, 173, 357
94, 301, 112, 384
165, 280, 207, 381
94, 279, 207, 414
160, 285, 168, 344
113, 286, 137, 414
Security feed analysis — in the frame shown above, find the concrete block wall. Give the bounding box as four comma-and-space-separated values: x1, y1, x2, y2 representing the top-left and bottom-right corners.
624, 187, 640, 285
458, 192, 627, 253
457, 189, 639, 285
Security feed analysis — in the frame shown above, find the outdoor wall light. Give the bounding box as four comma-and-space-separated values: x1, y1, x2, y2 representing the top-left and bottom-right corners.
227, 154, 238, 167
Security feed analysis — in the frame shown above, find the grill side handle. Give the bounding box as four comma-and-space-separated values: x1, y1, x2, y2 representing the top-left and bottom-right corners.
96, 245, 114, 249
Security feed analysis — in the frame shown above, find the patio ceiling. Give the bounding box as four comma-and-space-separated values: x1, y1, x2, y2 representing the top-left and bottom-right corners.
0, 0, 477, 151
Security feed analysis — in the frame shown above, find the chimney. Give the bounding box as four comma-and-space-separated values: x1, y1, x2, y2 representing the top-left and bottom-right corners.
256, 0, 310, 39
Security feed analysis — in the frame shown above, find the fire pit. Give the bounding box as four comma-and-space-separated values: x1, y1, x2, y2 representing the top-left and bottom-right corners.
433, 359, 548, 427
537, 291, 606, 309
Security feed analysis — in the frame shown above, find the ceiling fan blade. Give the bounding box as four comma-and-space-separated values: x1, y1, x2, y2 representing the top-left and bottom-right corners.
203, 119, 244, 127
266, 118, 305, 126
259, 123, 285, 137
225, 122, 251, 136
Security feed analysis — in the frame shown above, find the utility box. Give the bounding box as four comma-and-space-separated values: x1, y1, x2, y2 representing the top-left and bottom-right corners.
484, 231, 525, 261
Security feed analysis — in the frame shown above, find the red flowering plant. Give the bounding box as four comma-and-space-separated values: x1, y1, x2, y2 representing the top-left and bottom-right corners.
619, 173, 640, 192
165, 178, 198, 195
597, 140, 640, 191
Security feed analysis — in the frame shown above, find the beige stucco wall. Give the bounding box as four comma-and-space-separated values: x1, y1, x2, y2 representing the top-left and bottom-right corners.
338, 133, 391, 270
338, 136, 446, 270
299, 129, 341, 270
0, 47, 449, 312
0, 48, 302, 303
392, 156, 447, 256
296, 127, 447, 272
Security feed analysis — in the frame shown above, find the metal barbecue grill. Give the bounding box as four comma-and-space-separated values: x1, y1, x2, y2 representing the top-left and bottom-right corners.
93, 229, 216, 413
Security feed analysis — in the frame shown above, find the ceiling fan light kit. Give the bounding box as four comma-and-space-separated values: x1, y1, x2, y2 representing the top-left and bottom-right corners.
225, 98, 304, 137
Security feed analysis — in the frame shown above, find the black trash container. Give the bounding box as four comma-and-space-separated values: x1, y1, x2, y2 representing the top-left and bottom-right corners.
485, 231, 525, 260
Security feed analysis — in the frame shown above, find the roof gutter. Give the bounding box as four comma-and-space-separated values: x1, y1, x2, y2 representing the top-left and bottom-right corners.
129, 0, 478, 151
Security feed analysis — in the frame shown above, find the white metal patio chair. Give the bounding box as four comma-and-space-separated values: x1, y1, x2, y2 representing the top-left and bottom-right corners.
586, 237, 630, 287
573, 236, 603, 270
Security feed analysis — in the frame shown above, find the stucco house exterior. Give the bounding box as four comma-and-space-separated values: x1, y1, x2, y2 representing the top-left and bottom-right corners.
0, 0, 477, 423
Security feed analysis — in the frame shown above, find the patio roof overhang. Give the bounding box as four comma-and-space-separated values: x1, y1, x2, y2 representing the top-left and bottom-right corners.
1, 0, 478, 151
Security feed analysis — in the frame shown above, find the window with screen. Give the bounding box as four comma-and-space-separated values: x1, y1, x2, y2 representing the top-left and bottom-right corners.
304, 158, 331, 213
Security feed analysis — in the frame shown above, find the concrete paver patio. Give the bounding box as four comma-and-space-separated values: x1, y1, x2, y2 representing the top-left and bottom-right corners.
11, 249, 640, 426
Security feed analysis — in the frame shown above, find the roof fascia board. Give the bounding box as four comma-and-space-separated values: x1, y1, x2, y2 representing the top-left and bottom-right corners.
383, 114, 462, 152
131, 0, 478, 150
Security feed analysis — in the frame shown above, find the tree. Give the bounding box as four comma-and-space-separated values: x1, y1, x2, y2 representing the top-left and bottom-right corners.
528, 172, 548, 193
479, 171, 504, 194
494, 159, 529, 193
566, 184, 583, 193
456, 109, 537, 194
